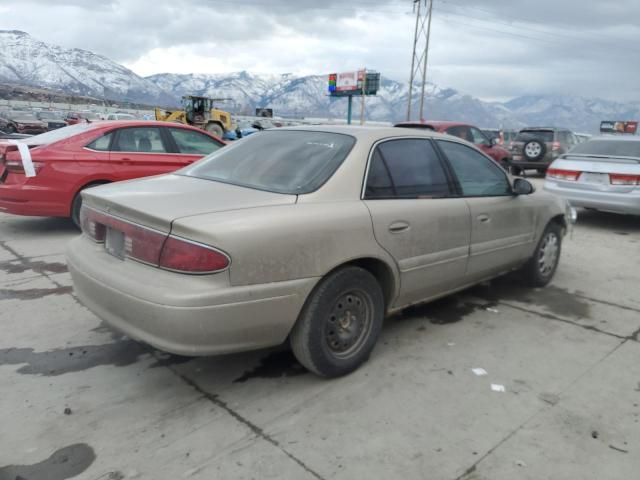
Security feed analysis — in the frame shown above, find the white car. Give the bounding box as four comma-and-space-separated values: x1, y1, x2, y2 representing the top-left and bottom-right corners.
106, 113, 136, 121
544, 136, 640, 215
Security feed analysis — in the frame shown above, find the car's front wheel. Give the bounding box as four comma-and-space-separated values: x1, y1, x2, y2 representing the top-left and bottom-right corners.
290, 266, 384, 377
521, 222, 562, 287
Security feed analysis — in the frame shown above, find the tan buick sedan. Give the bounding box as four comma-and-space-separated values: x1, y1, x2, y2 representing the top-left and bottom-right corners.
67, 126, 574, 377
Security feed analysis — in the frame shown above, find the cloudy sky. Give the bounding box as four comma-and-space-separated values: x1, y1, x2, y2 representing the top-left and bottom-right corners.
1, 0, 639, 101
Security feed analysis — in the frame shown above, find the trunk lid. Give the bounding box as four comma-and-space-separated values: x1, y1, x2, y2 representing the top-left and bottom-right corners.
81, 174, 298, 232
548, 155, 640, 192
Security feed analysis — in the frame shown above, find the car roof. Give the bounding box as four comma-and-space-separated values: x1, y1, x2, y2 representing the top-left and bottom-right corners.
395, 120, 471, 129
278, 124, 449, 142
520, 127, 569, 132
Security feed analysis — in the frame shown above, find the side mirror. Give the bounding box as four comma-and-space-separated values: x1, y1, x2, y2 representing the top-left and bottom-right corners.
489, 137, 498, 146
513, 178, 534, 195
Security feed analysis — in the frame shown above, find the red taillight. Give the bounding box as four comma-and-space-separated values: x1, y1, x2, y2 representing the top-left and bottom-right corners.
80, 206, 229, 274
547, 168, 580, 181
159, 236, 229, 273
610, 174, 640, 186
80, 207, 106, 242
552, 141, 561, 151
80, 206, 165, 264
4, 159, 44, 174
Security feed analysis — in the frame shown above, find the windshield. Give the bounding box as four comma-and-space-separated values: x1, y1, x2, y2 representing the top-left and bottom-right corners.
38, 112, 63, 120
18, 123, 99, 146
568, 139, 640, 158
515, 130, 554, 142
182, 130, 356, 194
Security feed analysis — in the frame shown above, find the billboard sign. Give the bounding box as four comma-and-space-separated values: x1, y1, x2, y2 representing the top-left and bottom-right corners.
336, 70, 364, 92
600, 120, 638, 134
328, 71, 380, 97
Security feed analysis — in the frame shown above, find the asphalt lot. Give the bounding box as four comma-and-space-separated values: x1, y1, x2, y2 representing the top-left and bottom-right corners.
1, 177, 639, 480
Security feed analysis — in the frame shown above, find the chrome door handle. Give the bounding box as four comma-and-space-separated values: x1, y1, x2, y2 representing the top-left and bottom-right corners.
477, 214, 491, 223
389, 221, 410, 233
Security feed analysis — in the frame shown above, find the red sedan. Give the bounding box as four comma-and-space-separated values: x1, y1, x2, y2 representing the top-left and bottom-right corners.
0, 121, 225, 225
395, 120, 512, 169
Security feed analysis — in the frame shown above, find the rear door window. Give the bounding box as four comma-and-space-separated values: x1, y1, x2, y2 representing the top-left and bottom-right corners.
112, 127, 167, 153
86, 132, 114, 151
365, 139, 451, 199
169, 128, 223, 155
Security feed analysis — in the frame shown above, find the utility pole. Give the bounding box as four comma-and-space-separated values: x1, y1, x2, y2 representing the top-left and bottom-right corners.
406, 0, 434, 121
360, 68, 366, 125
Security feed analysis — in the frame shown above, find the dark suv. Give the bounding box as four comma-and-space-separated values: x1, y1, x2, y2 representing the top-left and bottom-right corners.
509, 127, 578, 175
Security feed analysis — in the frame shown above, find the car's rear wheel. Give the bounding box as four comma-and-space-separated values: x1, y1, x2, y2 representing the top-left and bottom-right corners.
290, 266, 384, 377
521, 222, 562, 287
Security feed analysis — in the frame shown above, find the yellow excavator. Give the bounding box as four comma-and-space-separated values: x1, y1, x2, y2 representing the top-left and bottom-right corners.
154, 95, 233, 138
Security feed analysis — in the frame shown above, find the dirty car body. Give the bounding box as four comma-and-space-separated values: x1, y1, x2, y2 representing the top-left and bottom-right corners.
67, 126, 571, 377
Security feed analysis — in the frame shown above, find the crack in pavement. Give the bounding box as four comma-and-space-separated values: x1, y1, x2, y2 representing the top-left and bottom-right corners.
454, 339, 630, 480
164, 364, 326, 480
573, 292, 640, 315
488, 300, 633, 341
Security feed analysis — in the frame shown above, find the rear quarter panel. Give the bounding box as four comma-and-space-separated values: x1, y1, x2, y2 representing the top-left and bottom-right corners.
170, 201, 400, 292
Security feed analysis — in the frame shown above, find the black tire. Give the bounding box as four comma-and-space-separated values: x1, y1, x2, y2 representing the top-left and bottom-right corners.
6, 124, 16, 133
71, 182, 108, 228
71, 191, 84, 229
290, 266, 384, 378
523, 139, 546, 161
206, 123, 224, 138
520, 222, 562, 287
499, 158, 510, 171
510, 165, 523, 176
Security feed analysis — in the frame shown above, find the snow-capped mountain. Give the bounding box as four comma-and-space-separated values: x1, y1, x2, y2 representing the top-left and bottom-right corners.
146, 71, 519, 127
147, 71, 640, 132
0, 30, 174, 105
504, 95, 640, 133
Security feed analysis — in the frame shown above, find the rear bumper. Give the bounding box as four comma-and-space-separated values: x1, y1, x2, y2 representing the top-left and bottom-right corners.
544, 180, 640, 215
0, 182, 69, 217
510, 153, 559, 168
66, 236, 319, 356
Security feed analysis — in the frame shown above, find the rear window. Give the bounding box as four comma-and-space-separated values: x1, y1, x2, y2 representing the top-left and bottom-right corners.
11, 113, 38, 122
18, 123, 98, 146
569, 140, 640, 158
182, 130, 355, 194
395, 124, 435, 131
515, 130, 554, 143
